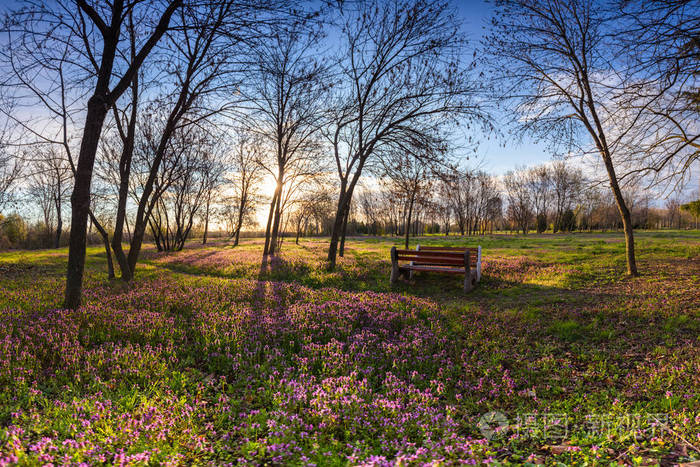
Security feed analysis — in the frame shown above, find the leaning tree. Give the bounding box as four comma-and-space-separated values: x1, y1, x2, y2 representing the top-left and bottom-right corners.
486, 0, 651, 275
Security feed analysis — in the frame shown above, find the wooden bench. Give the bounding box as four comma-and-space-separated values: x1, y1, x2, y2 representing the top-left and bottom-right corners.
390, 245, 481, 292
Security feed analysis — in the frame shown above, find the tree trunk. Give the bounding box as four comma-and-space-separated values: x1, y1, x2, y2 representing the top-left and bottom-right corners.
202, 191, 211, 245
111, 74, 138, 280
263, 187, 279, 256
54, 195, 62, 249
111, 163, 133, 280
89, 211, 115, 279
327, 191, 348, 269
125, 213, 132, 243
233, 191, 247, 247
602, 154, 638, 276
64, 96, 109, 309
126, 118, 178, 277
269, 184, 283, 256
404, 193, 415, 249
339, 202, 350, 257
111, 174, 132, 280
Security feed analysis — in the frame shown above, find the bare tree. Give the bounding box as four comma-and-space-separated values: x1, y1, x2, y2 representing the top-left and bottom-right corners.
104, 11, 142, 279
200, 144, 228, 245
238, 22, 328, 257
324, 0, 488, 268
665, 197, 682, 229
550, 161, 583, 233
290, 185, 334, 243
434, 178, 454, 236
380, 146, 437, 248
525, 165, 552, 233
0, 117, 19, 214
26, 147, 72, 247
148, 128, 217, 251
446, 169, 474, 237
503, 169, 533, 235
471, 171, 499, 235
357, 187, 381, 235
121, 0, 263, 279
225, 130, 265, 246
1, 7, 155, 279
618, 0, 699, 190
485, 195, 503, 234
486, 0, 642, 275
439, 167, 496, 237
60, 1, 178, 306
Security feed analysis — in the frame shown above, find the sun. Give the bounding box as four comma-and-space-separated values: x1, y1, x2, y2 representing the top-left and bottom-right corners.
255, 174, 278, 227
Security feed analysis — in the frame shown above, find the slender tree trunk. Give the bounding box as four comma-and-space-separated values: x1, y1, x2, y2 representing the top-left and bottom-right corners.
89, 211, 115, 279
111, 70, 138, 280
339, 202, 350, 257
234, 196, 246, 247
202, 191, 211, 245
150, 219, 163, 252
64, 96, 109, 308
111, 175, 131, 280
234, 225, 241, 246
127, 218, 148, 277
339, 180, 359, 258
269, 183, 283, 256
124, 213, 132, 243
601, 154, 638, 276
404, 193, 415, 249
55, 218, 62, 249
126, 118, 178, 277
327, 183, 349, 269
111, 161, 133, 280
54, 195, 62, 249
327, 200, 346, 268
263, 187, 279, 256
127, 190, 163, 276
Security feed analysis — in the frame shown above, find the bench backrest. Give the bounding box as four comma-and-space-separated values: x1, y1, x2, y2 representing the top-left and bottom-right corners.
416, 245, 481, 280
392, 248, 470, 268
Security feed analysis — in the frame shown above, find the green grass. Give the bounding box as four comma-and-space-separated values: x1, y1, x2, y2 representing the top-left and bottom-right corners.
0, 230, 698, 465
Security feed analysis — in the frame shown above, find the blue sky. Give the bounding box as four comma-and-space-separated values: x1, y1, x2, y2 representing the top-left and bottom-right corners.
453, 0, 554, 175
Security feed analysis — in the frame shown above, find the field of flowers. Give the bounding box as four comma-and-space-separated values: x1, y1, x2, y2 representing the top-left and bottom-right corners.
0, 231, 698, 465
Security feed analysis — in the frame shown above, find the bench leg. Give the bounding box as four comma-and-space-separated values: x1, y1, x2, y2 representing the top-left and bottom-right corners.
476, 246, 482, 282
390, 247, 399, 283
463, 273, 473, 293
463, 250, 473, 292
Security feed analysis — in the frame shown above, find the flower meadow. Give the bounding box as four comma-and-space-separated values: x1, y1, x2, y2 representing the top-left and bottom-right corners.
0, 233, 699, 465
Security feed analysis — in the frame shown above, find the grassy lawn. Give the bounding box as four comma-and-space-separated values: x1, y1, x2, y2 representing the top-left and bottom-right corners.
0, 231, 698, 465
